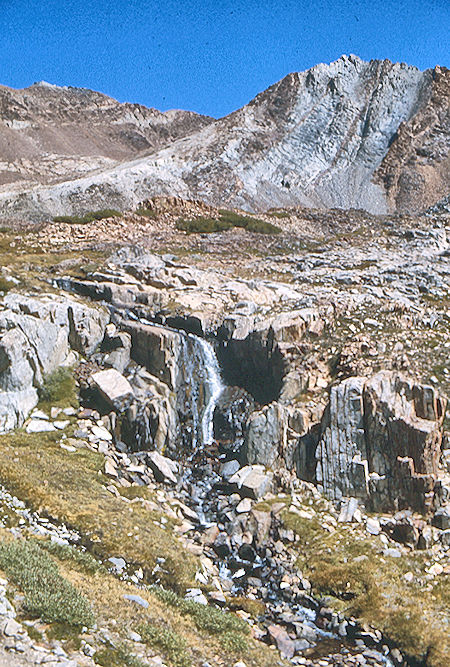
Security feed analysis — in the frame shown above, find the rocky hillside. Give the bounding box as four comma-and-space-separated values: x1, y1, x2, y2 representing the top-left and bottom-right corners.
0, 81, 212, 187
0, 56, 448, 221
0, 201, 448, 666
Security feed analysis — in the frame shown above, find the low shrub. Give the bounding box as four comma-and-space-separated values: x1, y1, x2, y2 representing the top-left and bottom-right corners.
176, 210, 281, 235
135, 207, 157, 219
0, 540, 94, 627
151, 587, 249, 635
138, 624, 191, 667
37, 539, 106, 575
0, 276, 14, 294
53, 209, 121, 224
38, 367, 78, 408
176, 217, 232, 234
94, 644, 147, 667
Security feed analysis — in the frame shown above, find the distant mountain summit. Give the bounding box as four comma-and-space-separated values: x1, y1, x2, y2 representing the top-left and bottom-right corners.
0, 55, 448, 220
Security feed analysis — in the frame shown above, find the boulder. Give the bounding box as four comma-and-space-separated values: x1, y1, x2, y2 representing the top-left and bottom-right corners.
146, 451, 177, 484
432, 506, 450, 530
228, 465, 272, 499
243, 403, 287, 468
91, 368, 134, 411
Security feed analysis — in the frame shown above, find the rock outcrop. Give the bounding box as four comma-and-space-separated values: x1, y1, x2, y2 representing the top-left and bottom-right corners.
0, 293, 109, 431
314, 372, 447, 512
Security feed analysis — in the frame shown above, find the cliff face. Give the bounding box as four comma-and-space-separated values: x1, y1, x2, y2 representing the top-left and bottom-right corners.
0, 56, 448, 220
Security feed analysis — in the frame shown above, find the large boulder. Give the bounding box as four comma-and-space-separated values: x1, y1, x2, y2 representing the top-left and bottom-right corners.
243, 403, 287, 467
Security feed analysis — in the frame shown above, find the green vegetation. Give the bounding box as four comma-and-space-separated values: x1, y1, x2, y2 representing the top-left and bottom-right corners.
53, 209, 122, 224
0, 540, 94, 627
38, 367, 78, 409
138, 624, 191, 667
176, 217, 232, 234
176, 209, 281, 235
94, 644, 147, 667
0, 276, 14, 293
37, 539, 106, 575
152, 587, 249, 637
135, 207, 157, 219
267, 209, 290, 219
0, 430, 197, 591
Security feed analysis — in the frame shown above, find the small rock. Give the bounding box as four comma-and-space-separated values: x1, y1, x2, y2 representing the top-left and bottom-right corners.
53, 420, 71, 430
185, 588, 208, 605
123, 594, 149, 608
26, 419, 56, 433
104, 458, 118, 478
236, 498, 252, 513
366, 517, 381, 535
267, 624, 296, 659
432, 506, 450, 530
109, 557, 126, 572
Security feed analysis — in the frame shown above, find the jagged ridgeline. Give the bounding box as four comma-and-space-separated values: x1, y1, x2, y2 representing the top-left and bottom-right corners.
0, 55, 448, 221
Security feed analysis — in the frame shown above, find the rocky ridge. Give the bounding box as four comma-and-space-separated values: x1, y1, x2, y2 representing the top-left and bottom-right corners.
0, 55, 449, 220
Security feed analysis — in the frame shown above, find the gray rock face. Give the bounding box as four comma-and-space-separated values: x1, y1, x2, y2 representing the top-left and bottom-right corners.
0, 293, 109, 431
243, 403, 287, 468
314, 371, 447, 511
1, 56, 447, 219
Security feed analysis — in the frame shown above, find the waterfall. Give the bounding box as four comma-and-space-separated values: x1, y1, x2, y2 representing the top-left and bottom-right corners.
195, 336, 224, 446
180, 334, 224, 449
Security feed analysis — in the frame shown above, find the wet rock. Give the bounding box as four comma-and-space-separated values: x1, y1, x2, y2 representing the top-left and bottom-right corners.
221, 460, 240, 481
238, 543, 256, 561
146, 451, 177, 484
213, 532, 232, 558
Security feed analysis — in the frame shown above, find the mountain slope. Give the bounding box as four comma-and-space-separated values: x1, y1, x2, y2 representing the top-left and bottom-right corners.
0, 81, 212, 187
0, 55, 448, 220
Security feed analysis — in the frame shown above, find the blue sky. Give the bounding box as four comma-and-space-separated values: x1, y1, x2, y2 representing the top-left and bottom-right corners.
0, 0, 448, 118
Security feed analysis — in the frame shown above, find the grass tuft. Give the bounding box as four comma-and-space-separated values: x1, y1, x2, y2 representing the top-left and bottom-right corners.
38, 367, 78, 409
138, 624, 192, 667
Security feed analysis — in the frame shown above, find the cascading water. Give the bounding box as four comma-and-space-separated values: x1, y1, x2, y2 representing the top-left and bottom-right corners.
195, 336, 224, 446
180, 333, 224, 450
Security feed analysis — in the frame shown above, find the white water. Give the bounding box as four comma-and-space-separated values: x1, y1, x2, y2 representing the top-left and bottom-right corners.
194, 336, 224, 446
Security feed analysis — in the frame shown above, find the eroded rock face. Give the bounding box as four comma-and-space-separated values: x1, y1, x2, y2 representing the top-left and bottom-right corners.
0, 293, 109, 431
314, 371, 447, 512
